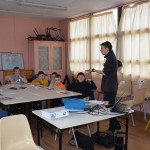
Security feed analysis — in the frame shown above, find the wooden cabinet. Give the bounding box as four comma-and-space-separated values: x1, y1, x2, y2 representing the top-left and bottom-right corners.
28, 41, 66, 78
0, 70, 34, 84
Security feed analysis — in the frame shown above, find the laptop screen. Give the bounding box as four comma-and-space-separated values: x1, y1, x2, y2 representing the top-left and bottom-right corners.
110, 93, 125, 110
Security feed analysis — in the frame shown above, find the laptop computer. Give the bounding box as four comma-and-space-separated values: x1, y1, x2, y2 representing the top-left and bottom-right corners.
110, 96, 131, 113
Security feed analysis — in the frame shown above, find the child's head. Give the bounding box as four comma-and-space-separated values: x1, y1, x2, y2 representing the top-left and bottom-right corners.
13, 67, 20, 76
38, 71, 45, 80
55, 74, 62, 84
77, 72, 85, 83
51, 72, 58, 82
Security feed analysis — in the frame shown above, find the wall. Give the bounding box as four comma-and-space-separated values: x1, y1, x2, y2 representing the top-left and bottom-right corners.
0, 15, 60, 69
60, 19, 69, 74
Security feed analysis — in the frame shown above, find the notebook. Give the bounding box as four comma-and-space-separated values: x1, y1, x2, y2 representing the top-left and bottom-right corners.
110, 96, 131, 113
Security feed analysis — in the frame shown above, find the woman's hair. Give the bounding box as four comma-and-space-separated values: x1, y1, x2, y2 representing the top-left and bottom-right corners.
100, 41, 112, 51
77, 72, 85, 77
117, 60, 123, 68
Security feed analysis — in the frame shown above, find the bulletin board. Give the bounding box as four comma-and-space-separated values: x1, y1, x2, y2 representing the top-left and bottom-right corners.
1, 53, 24, 70
0, 52, 11, 70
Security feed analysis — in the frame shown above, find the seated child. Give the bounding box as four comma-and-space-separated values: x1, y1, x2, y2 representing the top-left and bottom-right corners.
9, 66, 28, 84
32, 71, 49, 87
53, 74, 66, 90
50, 74, 66, 108
32, 71, 49, 109
49, 72, 58, 89
86, 79, 97, 99
72, 72, 91, 99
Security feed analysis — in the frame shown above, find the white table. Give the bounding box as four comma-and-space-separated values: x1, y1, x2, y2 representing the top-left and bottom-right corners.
0, 84, 81, 117
0, 84, 81, 105
33, 107, 133, 150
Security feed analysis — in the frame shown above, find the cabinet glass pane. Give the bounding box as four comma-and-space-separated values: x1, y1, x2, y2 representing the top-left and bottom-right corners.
53, 47, 62, 70
38, 46, 49, 70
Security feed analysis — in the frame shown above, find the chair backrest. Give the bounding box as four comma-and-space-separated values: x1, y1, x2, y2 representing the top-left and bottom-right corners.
141, 79, 150, 98
1, 114, 37, 150
117, 80, 131, 97
133, 88, 146, 106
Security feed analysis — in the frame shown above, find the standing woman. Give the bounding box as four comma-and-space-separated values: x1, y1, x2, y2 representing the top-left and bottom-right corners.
87, 41, 120, 132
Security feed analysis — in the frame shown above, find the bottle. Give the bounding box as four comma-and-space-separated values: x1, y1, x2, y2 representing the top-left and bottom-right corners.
7, 79, 10, 84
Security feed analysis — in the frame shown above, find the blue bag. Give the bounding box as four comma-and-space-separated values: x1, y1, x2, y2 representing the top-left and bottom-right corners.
62, 98, 89, 110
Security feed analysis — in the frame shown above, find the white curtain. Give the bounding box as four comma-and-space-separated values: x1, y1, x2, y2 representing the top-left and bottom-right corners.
68, 18, 90, 75
91, 12, 117, 72
117, 2, 150, 81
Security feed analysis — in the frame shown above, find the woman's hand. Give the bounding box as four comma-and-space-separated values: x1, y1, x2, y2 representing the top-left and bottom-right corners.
85, 69, 93, 73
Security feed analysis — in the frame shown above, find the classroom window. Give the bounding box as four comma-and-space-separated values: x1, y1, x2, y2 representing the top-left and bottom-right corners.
69, 9, 117, 75
117, 1, 150, 81
91, 10, 117, 71
69, 18, 90, 75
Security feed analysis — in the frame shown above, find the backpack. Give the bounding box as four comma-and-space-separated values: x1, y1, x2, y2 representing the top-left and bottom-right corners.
91, 131, 114, 148
69, 131, 95, 150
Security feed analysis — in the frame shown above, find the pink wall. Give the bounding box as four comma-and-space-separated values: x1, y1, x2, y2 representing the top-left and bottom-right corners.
60, 19, 69, 72
60, 19, 69, 41
0, 15, 60, 69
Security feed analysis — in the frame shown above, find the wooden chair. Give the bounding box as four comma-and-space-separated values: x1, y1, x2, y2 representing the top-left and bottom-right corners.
121, 88, 146, 126
1, 114, 43, 150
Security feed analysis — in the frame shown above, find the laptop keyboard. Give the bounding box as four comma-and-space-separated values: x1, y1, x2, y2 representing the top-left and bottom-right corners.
111, 103, 130, 113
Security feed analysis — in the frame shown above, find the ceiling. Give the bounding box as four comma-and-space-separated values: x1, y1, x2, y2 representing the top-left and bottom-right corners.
0, 0, 140, 20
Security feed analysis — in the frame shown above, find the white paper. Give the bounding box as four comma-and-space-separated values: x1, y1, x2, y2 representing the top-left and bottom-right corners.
89, 100, 105, 105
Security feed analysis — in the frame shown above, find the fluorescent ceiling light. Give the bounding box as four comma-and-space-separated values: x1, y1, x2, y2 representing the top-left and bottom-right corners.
19, 1, 68, 11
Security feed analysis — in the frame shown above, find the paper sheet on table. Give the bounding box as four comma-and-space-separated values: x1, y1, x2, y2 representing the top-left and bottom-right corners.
89, 100, 105, 105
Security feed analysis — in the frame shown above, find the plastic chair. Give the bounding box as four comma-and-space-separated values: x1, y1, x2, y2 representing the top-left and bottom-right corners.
1, 114, 43, 150
117, 80, 131, 99
141, 79, 150, 99
121, 88, 146, 126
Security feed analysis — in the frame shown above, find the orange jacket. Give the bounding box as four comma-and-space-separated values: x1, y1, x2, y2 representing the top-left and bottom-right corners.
53, 82, 66, 90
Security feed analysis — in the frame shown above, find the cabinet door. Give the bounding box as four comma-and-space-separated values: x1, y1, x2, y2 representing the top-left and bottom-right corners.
51, 42, 66, 75
38, 46, 49, 70
34, 42, 51, 74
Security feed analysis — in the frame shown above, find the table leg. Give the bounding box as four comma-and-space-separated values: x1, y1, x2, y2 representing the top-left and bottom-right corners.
28, 103, 31, 120
58, 129, 63, 150
97, 121, 100, 131
124, 114, 129, 150
37, 118, 41, 146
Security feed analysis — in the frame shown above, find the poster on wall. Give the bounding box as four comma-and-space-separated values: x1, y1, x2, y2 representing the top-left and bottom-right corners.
1, 53, 24, 70
0, 52, 11, 70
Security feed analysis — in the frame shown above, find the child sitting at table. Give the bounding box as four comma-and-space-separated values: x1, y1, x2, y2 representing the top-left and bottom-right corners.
32, 71, 49, 87
53, 74, 66, 90
49, 72, 58, 89
71, 72, 96, 99
50, 74, 66, 108
32, 71, 49, 109
9, 66, 28, 84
